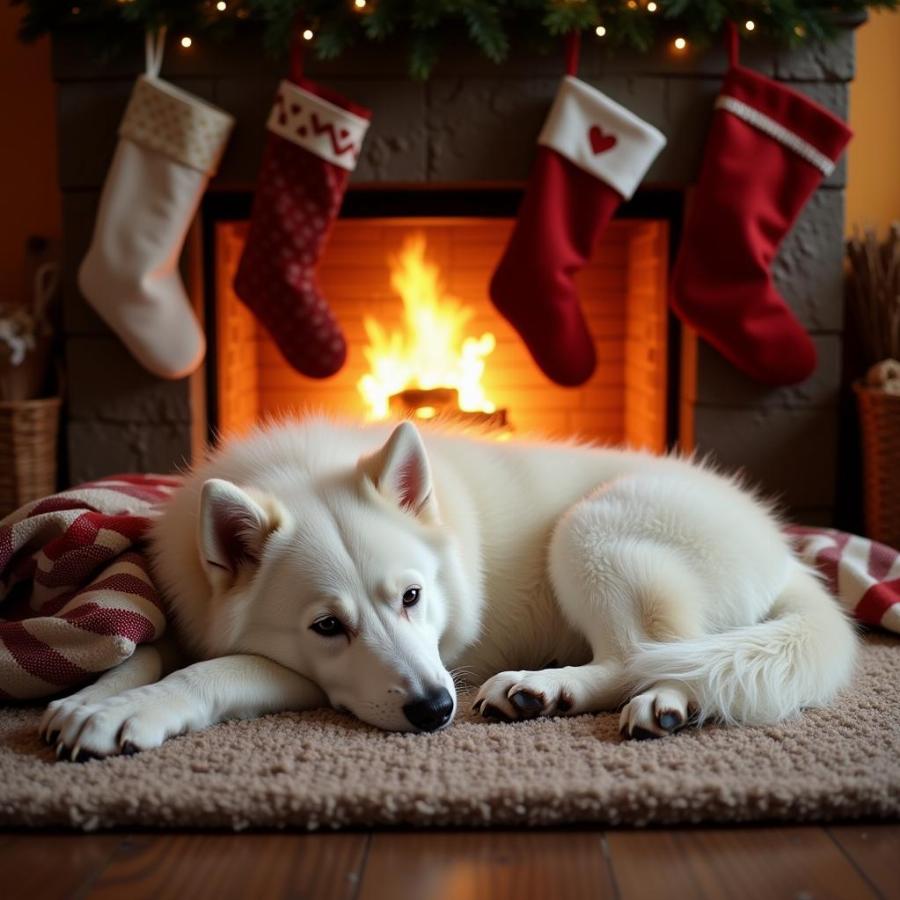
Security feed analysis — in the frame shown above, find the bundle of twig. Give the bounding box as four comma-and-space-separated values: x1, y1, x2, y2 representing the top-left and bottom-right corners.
846, 224, 900, 369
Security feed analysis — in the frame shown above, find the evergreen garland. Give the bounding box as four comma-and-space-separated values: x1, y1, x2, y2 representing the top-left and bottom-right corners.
12, 0, 899, 79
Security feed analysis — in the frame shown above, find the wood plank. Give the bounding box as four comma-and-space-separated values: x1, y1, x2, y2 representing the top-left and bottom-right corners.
357, 830, 616, 900
84, 832, 368, 900
606, 827, 878, 900
828, 825, 900, 900
0, 833, 123, 900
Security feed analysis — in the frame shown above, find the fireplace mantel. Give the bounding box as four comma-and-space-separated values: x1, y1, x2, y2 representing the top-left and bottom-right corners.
55, 26, 854, 523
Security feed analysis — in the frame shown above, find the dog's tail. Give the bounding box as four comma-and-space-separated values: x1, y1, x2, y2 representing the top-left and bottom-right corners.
625, 567, 858, 725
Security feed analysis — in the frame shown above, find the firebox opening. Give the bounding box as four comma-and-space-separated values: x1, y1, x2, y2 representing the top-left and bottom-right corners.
204, 189, 680, 452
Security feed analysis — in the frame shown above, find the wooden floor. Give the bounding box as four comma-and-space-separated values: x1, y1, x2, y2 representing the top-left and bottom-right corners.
1, 825, 897, 900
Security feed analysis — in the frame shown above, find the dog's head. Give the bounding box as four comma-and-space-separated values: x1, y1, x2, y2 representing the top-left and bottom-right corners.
197, 422, 463, 732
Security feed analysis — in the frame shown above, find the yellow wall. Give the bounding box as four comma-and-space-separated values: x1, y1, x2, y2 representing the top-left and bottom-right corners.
847, 10, 900, 234
0, 8, 59, 306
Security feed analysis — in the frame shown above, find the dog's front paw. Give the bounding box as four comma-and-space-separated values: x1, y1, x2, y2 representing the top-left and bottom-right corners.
472, 670, 575, 721
41, 686, 194, 761
619, 683, 694, 740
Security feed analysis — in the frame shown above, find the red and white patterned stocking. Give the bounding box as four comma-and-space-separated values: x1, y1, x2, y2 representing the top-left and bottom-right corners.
234, 56, 371, 379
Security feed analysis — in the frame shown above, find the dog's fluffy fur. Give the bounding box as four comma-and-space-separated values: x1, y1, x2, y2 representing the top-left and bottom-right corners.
41, 417, 858, 758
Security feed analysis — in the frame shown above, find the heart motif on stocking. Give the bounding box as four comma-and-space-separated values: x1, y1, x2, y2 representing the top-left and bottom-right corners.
589, 126, 617, 154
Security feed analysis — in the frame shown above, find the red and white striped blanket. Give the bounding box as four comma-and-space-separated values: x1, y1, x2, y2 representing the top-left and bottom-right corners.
0, 478, 897, 700
0, 476, 179, 700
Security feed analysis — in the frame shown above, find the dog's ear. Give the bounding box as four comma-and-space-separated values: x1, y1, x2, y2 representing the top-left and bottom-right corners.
198, 479, 280, 587
359, 421, 437, 519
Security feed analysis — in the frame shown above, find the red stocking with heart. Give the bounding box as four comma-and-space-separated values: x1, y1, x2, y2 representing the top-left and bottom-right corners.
490, 35, 666, 386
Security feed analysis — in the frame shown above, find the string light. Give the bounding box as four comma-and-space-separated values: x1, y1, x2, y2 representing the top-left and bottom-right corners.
794, 24, 806, 37
673, 36, 687, 51
180, 35, 193, 48
627, 0, 638, 8
744, 19, 756, 31
646, 2, 658, 11
216, 0, 227, 10
595, 24, 607, 37
353, 0, 367, 7
71, 6, 80, 14
302, 28, 315, 40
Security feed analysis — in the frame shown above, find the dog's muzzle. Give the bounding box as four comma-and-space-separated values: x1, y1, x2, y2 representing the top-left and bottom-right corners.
403, 687, 454, 732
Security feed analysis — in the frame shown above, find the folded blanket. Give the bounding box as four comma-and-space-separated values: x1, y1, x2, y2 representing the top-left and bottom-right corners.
0, 478, 897, 700
0, 476, 179, 699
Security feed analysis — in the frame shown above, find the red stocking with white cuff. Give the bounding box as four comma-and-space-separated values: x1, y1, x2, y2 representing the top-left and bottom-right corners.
234, 42, 371, 379
670, 23, 852, 386
490, 35, 666, 387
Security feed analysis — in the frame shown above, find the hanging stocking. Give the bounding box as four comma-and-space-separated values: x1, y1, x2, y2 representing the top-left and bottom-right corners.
233, 34, 371, 379
670, 23, 852, 386
79, 29, 234, 379
489, 34, 666, 387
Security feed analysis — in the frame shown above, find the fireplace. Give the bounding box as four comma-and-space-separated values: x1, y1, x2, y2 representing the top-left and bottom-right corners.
207, 189, 676, 450
55, 27, 855, 525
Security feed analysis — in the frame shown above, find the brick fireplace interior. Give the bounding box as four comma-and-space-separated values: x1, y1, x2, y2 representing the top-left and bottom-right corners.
209, 190, 673, 450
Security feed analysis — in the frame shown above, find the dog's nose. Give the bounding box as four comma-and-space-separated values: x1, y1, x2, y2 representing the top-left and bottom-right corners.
403, 688, 454, 732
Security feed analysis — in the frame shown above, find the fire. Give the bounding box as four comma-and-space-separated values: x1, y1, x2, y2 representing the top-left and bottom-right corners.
357, 234, 497, 420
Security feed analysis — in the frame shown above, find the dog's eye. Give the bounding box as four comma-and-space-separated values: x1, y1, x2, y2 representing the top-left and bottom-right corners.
310, 616, 345, 637
402, 587, 421, 608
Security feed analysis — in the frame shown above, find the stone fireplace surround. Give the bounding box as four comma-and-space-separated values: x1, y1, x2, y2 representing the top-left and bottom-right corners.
55, 25, 853, 524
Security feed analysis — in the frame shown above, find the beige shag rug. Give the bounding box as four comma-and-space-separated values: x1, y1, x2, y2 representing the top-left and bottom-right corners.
1, 634, 898, 831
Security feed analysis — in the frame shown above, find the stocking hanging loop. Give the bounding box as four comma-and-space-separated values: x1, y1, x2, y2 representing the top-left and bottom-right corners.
145, 26, 167, 78
726, 20, 740, 67
290, 17, 305, 83
565, 30, 581, 76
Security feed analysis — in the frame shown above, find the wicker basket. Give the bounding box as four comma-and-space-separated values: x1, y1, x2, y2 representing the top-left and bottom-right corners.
0, 396, 61, 519
854, 382, 900, 550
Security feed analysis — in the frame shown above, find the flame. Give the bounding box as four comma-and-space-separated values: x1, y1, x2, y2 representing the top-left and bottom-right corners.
357, 234, 497, 420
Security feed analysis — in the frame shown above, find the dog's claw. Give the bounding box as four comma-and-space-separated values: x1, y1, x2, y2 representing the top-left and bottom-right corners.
120, 741, 139, 756
629, 726, 658, 741
46, 730, 59, 746
480, 703, 512, 722
510, 690, 544, 715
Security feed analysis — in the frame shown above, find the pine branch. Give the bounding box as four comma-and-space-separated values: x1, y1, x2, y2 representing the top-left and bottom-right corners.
10, 0, 900, 76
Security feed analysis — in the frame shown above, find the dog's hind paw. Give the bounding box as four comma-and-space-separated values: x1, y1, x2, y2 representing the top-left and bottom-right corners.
619, 682, 694, 740
472, 670, 576, 722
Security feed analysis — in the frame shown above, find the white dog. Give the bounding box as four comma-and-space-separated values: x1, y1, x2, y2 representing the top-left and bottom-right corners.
41, 417, 857, 759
